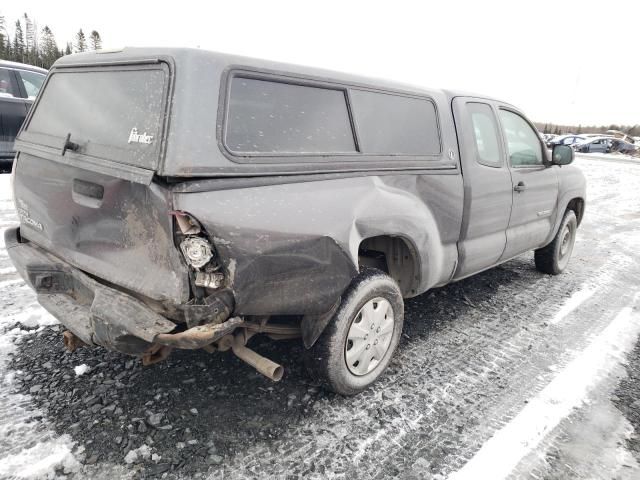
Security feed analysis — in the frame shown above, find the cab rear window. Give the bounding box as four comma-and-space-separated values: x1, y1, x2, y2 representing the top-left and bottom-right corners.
25, 66, 168, 169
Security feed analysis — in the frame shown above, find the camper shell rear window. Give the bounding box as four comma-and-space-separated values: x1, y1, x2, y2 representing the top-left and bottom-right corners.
24, 64, 169, 170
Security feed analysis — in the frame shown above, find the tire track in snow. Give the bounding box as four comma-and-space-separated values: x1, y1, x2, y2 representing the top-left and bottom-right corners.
449, 293, 640, 480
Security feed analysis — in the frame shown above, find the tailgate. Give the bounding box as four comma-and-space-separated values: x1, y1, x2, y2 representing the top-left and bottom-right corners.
13, 154, 190, 304
12, 61, 190, 304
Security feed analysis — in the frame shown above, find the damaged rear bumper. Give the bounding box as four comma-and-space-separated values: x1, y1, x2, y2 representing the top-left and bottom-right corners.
5, 227, 239, 356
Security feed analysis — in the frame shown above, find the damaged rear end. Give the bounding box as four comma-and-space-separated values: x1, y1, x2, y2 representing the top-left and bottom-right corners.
7, 53, 294, 380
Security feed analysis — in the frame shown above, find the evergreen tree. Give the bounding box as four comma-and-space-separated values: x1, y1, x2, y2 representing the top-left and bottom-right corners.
4, 39, 12, 61
89, 30, 102, 51
0, 14, 5, 59
65, 42, 72, 55
13, 20, 25, 62
40, 25, 60, 68
74, 29, 87, 52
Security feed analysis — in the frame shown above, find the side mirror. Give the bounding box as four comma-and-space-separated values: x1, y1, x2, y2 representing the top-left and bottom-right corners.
551, 144, 574, 166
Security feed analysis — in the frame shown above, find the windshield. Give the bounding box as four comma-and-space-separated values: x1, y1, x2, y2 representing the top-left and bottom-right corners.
25, 66, 168, 169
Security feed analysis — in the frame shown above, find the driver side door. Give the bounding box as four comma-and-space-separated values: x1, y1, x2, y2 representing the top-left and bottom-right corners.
498, 107, 559, 261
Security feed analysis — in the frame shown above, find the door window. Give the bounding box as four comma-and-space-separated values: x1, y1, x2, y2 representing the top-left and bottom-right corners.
499, 109, 544, 167
0, 69, 19, 98
17, 70, 46, 100
467, 102, 502, 167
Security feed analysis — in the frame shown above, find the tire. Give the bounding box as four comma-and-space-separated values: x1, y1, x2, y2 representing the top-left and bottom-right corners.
535, 210, 577, 275
304, 268, 404, 395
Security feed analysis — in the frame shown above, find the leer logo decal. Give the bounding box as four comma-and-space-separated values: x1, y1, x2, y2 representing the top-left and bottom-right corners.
128, 127, 154, 145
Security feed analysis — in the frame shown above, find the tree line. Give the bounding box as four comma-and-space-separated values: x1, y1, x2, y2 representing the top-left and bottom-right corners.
535, 122, 640, 137
0, 12, 102, 69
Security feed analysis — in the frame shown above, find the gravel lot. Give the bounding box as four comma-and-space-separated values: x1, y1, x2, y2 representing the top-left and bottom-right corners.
1, 155, 639, 479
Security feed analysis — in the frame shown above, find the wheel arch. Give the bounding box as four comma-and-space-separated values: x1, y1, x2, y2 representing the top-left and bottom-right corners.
566, 197, 585, 226
357, 234, 421, 298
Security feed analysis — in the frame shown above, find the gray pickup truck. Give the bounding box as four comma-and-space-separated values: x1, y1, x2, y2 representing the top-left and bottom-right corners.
6, 48, 585, 395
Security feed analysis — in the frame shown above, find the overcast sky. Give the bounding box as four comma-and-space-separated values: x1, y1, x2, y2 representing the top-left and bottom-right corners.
2, 0, 638, 126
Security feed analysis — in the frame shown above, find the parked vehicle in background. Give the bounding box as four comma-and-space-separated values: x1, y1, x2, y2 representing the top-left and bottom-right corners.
0, 60, 47, 173
607, 130, 635, 144
548, 134, 587, 148
6, 48, 586, 395
574, 137, 638, 155
609, 139, 637, 154
573, 137, 611, 153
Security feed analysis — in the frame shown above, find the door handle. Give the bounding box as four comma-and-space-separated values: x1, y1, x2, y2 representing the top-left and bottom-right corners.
514, 181, 526, 192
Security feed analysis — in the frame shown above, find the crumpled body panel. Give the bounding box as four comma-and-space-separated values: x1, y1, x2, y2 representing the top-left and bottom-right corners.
173, 172, 463, 315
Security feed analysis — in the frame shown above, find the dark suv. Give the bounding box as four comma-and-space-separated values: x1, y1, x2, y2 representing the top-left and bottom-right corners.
0, 60, 47, 172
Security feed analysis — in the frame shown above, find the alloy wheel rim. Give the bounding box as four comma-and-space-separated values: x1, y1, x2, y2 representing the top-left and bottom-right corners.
345, 297, 394, 376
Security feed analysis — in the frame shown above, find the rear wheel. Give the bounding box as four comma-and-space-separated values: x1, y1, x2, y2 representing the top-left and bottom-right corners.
305, 268, 404, 395
535, 210, 577, 275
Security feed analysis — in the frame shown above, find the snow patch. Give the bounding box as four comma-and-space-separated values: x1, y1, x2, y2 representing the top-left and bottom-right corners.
124, 444, 152, 464
550, 287, 597, 325
0, 435, 79, 479
9, 306, 58, 329
74, 364, 90, 377
0, 278, 23, 289
0, 174, 14, 202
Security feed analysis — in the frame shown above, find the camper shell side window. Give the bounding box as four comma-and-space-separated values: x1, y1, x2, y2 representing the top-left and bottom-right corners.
221, 70, 442, 163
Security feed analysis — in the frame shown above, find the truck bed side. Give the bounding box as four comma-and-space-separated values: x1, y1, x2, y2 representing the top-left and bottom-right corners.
172, 171, 463, 316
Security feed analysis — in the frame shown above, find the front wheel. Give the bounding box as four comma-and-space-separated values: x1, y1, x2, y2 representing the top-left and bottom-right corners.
535, 210, 577, 275
304, 268, 404, 395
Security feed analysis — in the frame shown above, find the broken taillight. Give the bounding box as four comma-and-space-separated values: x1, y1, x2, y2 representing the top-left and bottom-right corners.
171, 210, 224, 289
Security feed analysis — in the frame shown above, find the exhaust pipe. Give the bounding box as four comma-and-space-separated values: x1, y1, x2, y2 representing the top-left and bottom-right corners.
218, 334, 284, 382
231, 339, 284, 382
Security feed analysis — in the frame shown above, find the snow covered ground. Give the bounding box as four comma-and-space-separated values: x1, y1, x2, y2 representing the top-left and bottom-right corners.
0, 154, 639, 479
0, 175, 79, 479
575, 151, 639, 164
